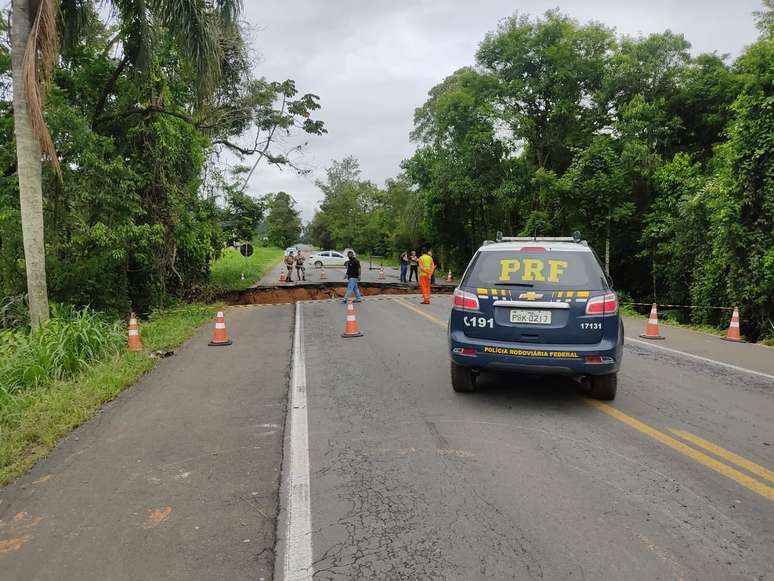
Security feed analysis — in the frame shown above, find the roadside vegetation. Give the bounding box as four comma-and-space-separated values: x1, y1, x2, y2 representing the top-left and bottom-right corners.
619, 302, 729, 338
306, 6, 774, 342
0, 3, 323, 321
0, 303, 213, 486
211, 246, 285, 291
0, 1, 321, 484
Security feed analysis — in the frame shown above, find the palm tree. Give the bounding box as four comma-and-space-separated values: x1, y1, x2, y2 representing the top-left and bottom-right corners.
11, 0, 241, 328
11, 0, 58, 328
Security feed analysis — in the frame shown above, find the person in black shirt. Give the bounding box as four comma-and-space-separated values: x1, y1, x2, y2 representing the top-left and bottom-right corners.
342, 251, 363, 302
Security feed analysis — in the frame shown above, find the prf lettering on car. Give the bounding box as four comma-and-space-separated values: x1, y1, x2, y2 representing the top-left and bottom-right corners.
499, 258, 569, 283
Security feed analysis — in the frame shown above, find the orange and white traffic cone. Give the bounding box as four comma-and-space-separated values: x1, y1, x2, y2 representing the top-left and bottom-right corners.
208, 309, 232, 346
378, 267, 385, 280
240, 272, 245, 281
639, 303, 665, 340
446, 270, 452, 282
341, 299, 363, 338
279, 270, 286, 283
320, 268, 328, 280
128, 312, 143, 351
722, 306, 744, 342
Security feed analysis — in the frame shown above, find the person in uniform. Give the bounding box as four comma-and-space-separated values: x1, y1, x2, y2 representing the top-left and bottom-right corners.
284, 251, 295, 282
417, 246, 436, 304
295, 252, 306, 281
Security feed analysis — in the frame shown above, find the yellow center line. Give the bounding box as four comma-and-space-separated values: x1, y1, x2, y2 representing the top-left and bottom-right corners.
390, 298, 774, 501
588, 401, 774, 501
393, 298, 446, 328
670, 429, 774, 483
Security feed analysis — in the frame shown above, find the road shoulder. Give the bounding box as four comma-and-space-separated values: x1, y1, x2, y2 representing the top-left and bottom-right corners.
623, 315, 774, 379
0, 305, 293, 581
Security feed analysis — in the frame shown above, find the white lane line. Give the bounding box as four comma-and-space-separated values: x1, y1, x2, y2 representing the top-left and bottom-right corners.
283, 302, 313, 580
626, 336, 774, 382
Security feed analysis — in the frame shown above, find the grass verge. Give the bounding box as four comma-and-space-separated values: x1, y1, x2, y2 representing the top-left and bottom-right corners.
621, 304, 737, 339
0, 304, 214, 486
211, 246, 284, 290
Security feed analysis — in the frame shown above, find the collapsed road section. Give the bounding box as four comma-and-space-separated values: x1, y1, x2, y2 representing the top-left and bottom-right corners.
222, 282, 455, 305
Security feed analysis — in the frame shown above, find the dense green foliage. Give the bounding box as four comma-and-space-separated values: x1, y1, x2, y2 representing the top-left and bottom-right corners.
0, 4, 323, 316
0, 306, 124, 397
308, 9, 773, 340
307, 158, 426, 258
264, 192, 302, 248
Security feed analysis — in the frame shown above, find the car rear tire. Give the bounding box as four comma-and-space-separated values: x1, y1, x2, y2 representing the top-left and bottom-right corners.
314, 261, 323, 268
451, 361, 476, 393
590, 373, 617, 400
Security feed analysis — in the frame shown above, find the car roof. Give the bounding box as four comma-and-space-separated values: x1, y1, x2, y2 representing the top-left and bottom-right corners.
478, 241, 592, 253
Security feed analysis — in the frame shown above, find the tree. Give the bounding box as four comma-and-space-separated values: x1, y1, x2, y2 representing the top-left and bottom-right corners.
217, 167, 265, 243
559, 136, 634, 275
406, 68, 508, 267
264, 192, 301, 249
310, 157, 391, 252
305, 210, 333, 249
476, 10, 615, 172
10, 0, 244, 327
640, 152, 709, 305
11, 0, 56, 328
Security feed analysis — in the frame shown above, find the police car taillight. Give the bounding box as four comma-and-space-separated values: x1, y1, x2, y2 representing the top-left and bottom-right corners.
453, 288, 479, 310
585, 292, 618, 316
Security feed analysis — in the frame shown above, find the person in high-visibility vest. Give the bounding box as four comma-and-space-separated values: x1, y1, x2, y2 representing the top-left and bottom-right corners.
417, 246, 435, 304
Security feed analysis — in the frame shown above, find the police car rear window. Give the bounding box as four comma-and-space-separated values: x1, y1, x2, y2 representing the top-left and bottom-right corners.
464, 250, 606, 290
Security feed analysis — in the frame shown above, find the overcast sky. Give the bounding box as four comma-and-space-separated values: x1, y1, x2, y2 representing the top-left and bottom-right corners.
237, 0, 763, 220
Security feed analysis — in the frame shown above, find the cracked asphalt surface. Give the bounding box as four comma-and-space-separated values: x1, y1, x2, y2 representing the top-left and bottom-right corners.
1, 296, 772, 580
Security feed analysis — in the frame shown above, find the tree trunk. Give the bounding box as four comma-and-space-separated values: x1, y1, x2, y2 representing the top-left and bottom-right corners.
12, 0, 50, 328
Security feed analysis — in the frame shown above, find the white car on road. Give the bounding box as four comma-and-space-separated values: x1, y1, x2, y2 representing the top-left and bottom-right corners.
308, 250, 349, 268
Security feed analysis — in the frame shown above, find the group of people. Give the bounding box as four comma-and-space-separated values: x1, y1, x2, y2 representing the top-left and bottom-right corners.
343, 247, 436, 305
399, 247, 436, 304
399, 249, 436, 282
283, 250, 306, 282
284, 247, 436, 305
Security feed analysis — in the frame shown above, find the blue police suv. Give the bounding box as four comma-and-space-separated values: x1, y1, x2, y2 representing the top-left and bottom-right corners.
448, 235, 623, 400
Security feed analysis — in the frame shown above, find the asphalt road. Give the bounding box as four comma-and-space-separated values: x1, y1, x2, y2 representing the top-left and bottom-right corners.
279, 295, 773, 581
2, 296, 773, 580
0, 306, 293, 581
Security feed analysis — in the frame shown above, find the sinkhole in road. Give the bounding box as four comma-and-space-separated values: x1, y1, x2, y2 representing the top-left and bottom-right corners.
225, 283, 454, 305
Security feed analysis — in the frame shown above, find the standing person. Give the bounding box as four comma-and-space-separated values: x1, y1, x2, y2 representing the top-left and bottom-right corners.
342, 250, 363, 303
284, 251, 295, 282
295, 252, 306, 281
417, 246, 435, 304
399, 251, 409, 283
408, 250, 419, 283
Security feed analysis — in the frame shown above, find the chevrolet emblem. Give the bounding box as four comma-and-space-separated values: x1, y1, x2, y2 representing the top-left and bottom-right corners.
519, 292, 543, 300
